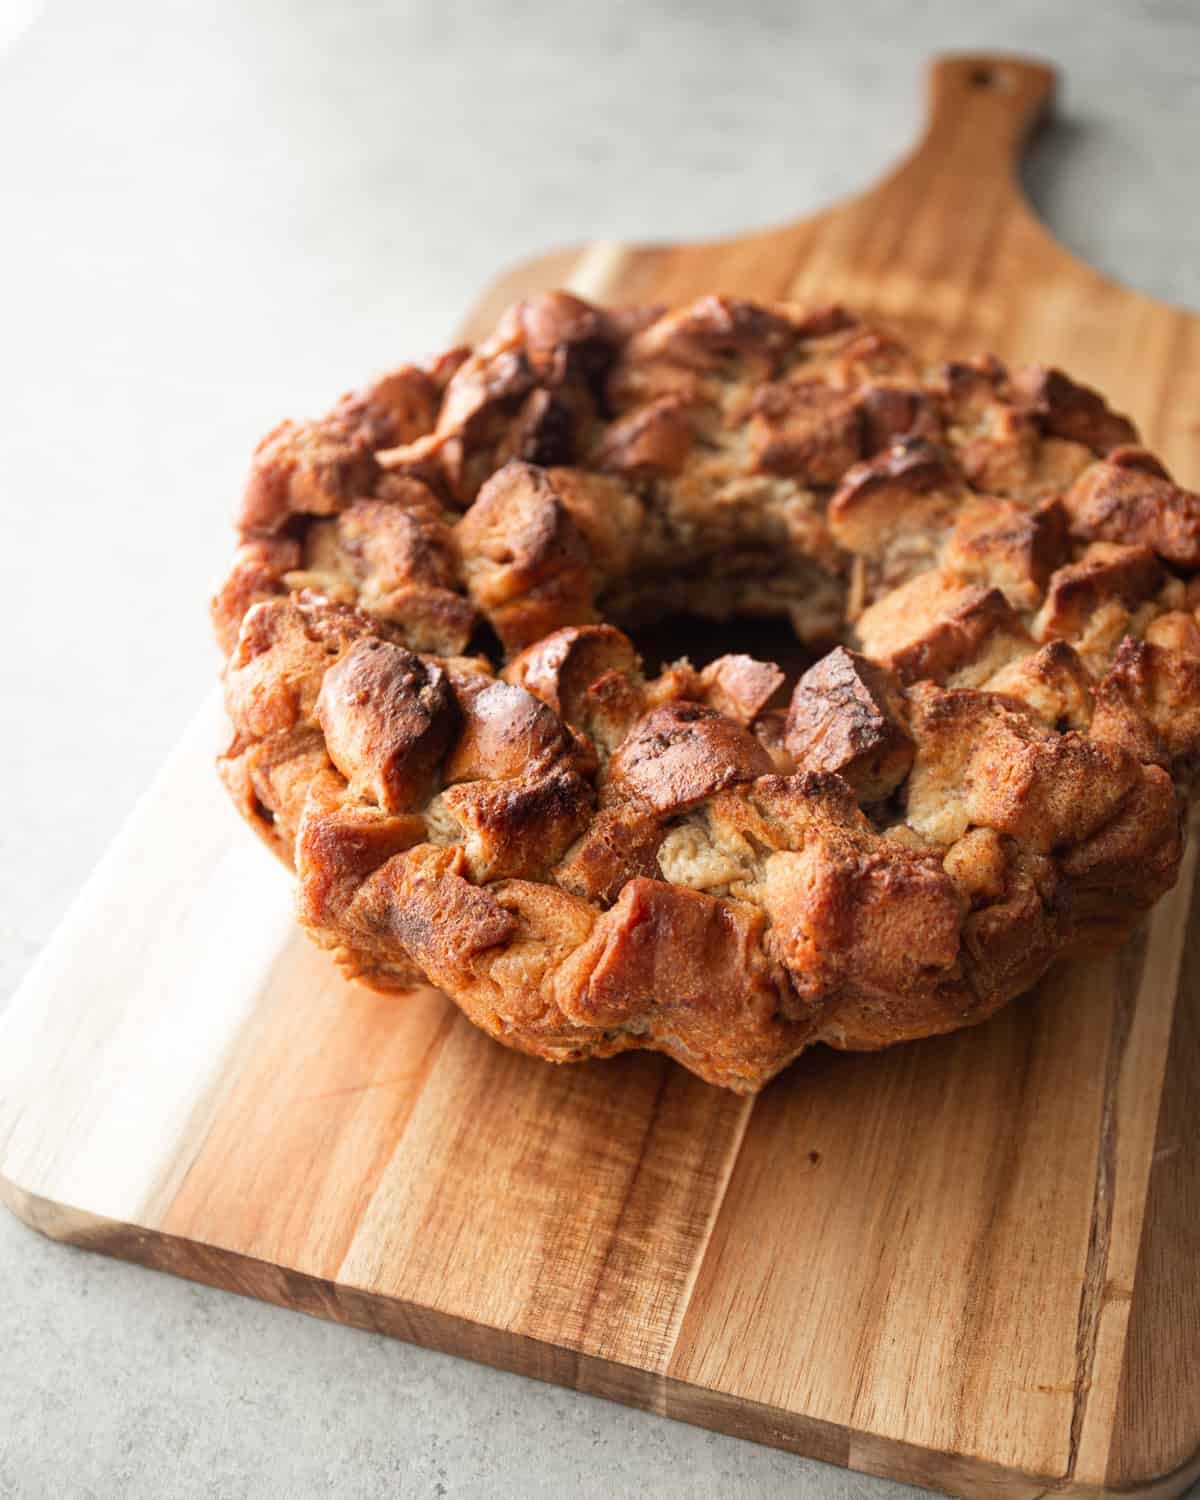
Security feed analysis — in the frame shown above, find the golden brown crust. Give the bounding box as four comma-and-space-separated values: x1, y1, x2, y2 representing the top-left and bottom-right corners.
552, 803, 667, 905
1010, 365, 1138, 454
748, 379, 863, 483
240, 369, 439, 534
941, 495, 1069, 611
605, 702, 775, 813
1062, 459, 1200, 570
502, 624, 641, 732
346, 843, 519, 988
1091, 637, 1200, 790
1034, 542, 1163, 642
440, 769, 593, 883
296, 773, 428, 933
442, 676, 582, 785
755, 778, 967, 1040
785, 647, 913, 801
554, 877, 811, 1088
698, 654, 786, 725
828, 437, 962, 569
983, 640, 1094, 731
315, 639, 457, 814
453, 461, 595, 653
213, 292, 1197, 1093
855, 572, 1031, 687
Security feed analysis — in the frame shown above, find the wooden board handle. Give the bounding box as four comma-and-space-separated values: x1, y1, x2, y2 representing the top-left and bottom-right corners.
915, 53, 1058, 182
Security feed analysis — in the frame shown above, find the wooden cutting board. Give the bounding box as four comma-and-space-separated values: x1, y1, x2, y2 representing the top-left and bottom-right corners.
3, 54, 1199, 1498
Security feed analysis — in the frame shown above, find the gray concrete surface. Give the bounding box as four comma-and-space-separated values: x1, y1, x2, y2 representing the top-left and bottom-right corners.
1, 1, 1197, 1495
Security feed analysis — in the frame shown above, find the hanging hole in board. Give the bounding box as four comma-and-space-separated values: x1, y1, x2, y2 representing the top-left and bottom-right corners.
968, 65, 1013, 92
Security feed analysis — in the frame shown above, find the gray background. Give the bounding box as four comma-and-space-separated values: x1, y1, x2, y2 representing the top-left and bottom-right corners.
1, 1, 1197, 1495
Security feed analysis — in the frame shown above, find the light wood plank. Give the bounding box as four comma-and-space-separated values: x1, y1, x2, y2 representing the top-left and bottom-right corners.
1108, 870, 1200, 1490
0, 695, 291, 1224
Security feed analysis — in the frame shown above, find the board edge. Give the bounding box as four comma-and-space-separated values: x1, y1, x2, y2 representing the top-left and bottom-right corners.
6, 1178, 1199, 1500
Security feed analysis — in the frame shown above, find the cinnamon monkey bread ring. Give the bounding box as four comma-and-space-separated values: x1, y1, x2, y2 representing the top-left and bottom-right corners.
212, 292, 1200, 1092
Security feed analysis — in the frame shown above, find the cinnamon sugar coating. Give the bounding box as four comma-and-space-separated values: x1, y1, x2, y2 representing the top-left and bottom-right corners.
212, 293, 1199, 1091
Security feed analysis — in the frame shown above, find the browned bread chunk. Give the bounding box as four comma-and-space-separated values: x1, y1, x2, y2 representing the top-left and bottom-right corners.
785, 647, 913, 800
316, 639, 457, 813
1062, 460, 1200, 570
855, 572, 1031, 687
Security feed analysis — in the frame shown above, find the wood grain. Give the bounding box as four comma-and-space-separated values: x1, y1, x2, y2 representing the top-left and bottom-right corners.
1108, 869, 1200, 1490
3, 53, 1199, 1498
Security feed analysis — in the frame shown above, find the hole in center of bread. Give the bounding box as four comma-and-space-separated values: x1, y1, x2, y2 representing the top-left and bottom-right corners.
625, 612, 819, 697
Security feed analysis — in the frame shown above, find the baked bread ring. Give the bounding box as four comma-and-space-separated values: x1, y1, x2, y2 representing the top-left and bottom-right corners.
212, 293, 1200, 1092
